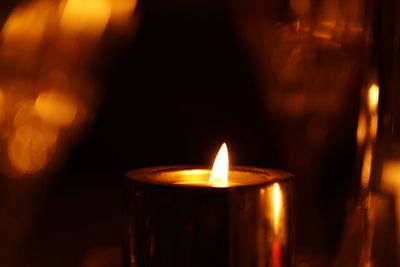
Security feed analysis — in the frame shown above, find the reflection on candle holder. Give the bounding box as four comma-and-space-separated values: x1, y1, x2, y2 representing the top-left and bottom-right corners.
125, 166, 293, 267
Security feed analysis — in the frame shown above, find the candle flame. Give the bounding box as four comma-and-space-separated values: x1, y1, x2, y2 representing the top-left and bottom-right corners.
209, 143, 229, 187
368, 84, 379, 114
273, 183, 282, 234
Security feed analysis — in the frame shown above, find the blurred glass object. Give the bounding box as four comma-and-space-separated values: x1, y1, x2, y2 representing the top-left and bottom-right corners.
230, 0, 372, 261
334, 0, 400, 266
371, 0, 400, 264
0, 0, 140, 265
358, 83, 380, 190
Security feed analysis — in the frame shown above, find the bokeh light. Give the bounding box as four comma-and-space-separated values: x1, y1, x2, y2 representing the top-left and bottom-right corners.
35, 90, 78, 127
0, 89, 4, 121
110, 0, 137, 26
290, 0, 310, 16
0, 0, 134, 177
1, 2, 50, 51
60, 0, 112, 38
8, 124, 58, 175
361, 144, 373, 188
356, 112, 367, 146
368, 84, 379, 114
13, 100, 38, 128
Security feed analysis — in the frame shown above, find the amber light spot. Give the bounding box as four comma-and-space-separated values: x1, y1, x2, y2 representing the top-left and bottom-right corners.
356, 112, 367, 145
273, 183, 282, 234
8, 125, 58, 175
1, 3, 49, 49
0, 90, 4, 121
110, 0, 137, 26
369, 114, 378, 140
209, 143, 229, 187
368, 84, 379, 114
361, 145, 373, 188
60, 0, 111, 38
35, 91, 78, 127
290, 0, 310, 15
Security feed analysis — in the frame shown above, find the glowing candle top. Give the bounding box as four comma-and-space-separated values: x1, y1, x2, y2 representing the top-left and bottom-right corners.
126, 143, 292, 188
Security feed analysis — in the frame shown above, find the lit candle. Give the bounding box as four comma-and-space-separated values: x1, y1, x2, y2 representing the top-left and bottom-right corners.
125, 143, 294, 267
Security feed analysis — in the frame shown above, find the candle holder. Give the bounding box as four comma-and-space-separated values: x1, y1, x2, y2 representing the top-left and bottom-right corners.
124, 166, 294, 267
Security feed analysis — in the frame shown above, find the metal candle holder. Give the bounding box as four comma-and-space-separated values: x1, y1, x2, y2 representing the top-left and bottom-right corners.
124, 166, 294, 267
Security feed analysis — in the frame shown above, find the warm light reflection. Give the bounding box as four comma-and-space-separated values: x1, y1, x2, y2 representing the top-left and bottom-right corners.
312, 30, 332, 40
209, 143, 229, 187
382, 160, 400, 192
320, 21, 337, 28
361, 145, 373, 188
0, 0, 118, 177
369, 114, 378, 140
273, 183, 282, 234
180, 169, 208, 176
357, 84, 380, 188
13, 100, 37, 127
5, 95, 78, 175
8, 125, 58, 175
290, 0, 311, 15
356, 112, 367, 145
110, 0, 137, 26
35, 91, 78, 127
1, 3, 48, 49
381, 160, 400, 247
60, 0, 111, 38
0, 90, 4, 121
368, 84, 379, 114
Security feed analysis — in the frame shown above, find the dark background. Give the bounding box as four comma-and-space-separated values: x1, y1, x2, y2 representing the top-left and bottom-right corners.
0, 0, 362, 266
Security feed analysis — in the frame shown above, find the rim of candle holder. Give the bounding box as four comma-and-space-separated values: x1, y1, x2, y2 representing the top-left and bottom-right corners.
125, 165, 293, 188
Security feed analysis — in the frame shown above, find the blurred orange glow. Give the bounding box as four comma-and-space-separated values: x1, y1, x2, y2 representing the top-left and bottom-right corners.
381, 160, 400, 248
0, 90, 4, 121
369, 114, 378, 140
367, 84, 379, 140
320, 21, 336, 28
35, 91, 78, 127
110, 0, 137, 26
273, 183, 282, 234
312, 30, 332, 40
356, 112, 367, 146
13, 100, 37, 127
361, 145, 372, 188
382, 160, 400, 193
290, 0, 310, 15
368, 84, 379, 114
1, 3, 49, 50
349, 24, 364, 33
8, 125, 58, 175
60, 0, 111, 38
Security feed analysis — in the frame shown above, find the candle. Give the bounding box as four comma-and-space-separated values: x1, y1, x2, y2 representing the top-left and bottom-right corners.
125, 144, 294, 267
